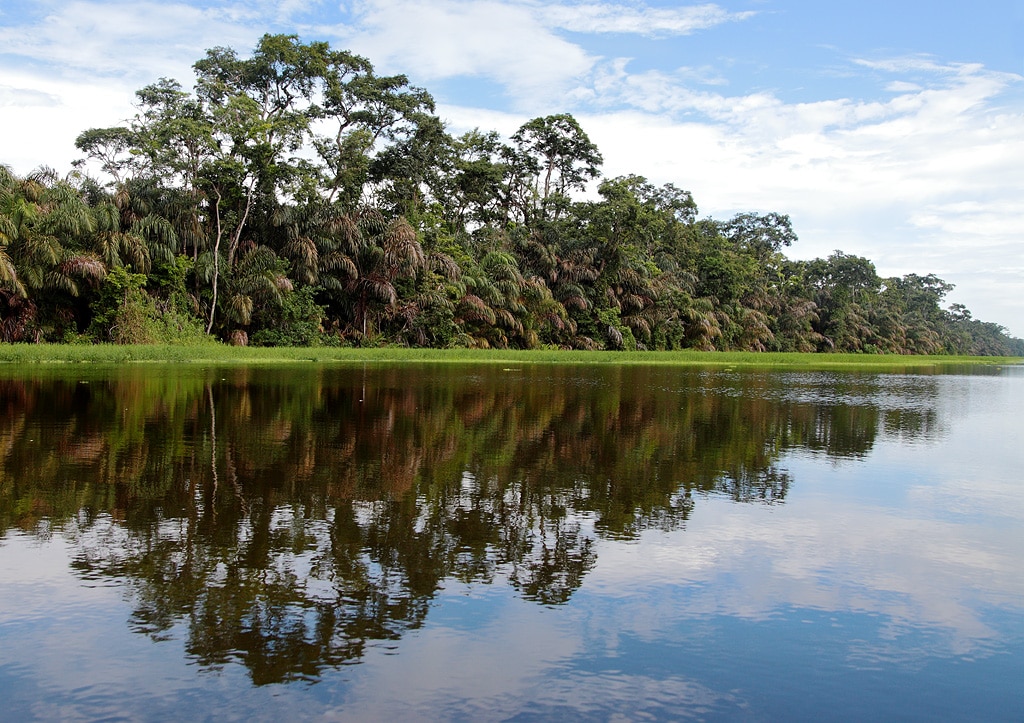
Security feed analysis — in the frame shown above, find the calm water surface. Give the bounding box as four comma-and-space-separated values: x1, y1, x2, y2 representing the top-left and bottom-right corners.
0, 363, 1022, 721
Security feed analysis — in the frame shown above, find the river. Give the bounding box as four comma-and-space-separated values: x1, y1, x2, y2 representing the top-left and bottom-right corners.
0, 362, 1021, 720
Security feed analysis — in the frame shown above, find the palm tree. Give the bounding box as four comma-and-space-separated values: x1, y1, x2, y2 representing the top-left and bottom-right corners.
0, 167, 107, 340
347, 212, 424, 340
284, 204, 425, 341
223, 244, 292, 334
384, 249, 463, 347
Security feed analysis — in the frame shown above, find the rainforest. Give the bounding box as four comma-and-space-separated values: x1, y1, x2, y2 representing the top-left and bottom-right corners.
1, 34, 1020, 356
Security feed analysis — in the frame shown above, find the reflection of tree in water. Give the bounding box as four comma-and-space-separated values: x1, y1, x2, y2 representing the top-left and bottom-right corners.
0, 365, 941, 683
68, 478, 596, 683
70, 502, 431, 684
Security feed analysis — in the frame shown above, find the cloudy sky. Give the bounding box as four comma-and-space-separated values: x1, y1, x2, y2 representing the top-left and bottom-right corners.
1, 0, 1022, 335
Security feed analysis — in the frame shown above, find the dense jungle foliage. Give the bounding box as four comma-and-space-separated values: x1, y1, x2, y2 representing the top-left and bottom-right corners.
1, 34, 1020, 355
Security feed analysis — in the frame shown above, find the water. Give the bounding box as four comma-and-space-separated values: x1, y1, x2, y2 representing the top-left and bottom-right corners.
0, 363, 1021, 721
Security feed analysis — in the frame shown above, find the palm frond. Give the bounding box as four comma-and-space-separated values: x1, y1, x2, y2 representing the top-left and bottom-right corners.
44, 270, 80, 296
357, 276, 397, 304
624, 315, 651, 339
228, 293, 254, 325
321, 276, 347, 292
328, 213, 361, 252
0, 164, 15, 190
61, 252, 107, 281
0, 250, 24, 297
457, 294, 496, 325
321, 251, 358, 279
557, 282, 590, 311
235, 245, 280, 276
27, 166, 59, 190
429, 252, 462, 282
40, 182, 95, 238
120, 232, 152, 274
92, 201, 120, 233
0, 214, 17, 245
284, 234, 319, 284
195, 251, 219, 284
1, 195, 39, 235
95, 232, 123, 269
19, 233, 61, 267
606, 324, 623, 349
357, 207, 388, 236
383, 218, 424, 274
132, 214, 179, 264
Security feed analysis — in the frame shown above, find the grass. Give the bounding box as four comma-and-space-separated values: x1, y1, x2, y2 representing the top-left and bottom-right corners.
0, 342, 1019, 369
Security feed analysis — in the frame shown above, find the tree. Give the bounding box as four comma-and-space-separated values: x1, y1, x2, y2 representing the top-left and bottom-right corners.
879, 273, 954, 354
310, 45, 435, 209
23, 37, 1022, 355
432, 129, 509, 232
721, 212, 797, 262
803, 252, 882, 351
509, 114, 602, 221
0, 168, 107, 340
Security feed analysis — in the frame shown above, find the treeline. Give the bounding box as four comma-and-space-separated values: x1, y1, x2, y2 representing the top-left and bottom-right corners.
1, 34, 1020, 355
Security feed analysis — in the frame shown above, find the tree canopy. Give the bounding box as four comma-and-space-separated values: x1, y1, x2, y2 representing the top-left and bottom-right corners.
0, 34, 1019, 356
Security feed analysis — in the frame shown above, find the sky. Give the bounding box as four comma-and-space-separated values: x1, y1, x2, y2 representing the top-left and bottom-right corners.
1, 0, 1022, 336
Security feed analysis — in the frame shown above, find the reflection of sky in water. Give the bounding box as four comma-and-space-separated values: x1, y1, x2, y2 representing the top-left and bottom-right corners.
1, 366, 1022, 720
325, 369, 1024, 720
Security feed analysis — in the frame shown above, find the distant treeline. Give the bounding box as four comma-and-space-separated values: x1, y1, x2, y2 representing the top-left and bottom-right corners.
2, 34, 1020, 355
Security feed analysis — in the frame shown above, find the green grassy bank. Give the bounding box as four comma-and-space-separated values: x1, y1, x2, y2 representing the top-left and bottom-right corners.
0, 343, 1019, 369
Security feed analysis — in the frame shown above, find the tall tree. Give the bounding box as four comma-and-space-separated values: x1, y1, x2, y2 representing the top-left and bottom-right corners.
509, 114, 602, 222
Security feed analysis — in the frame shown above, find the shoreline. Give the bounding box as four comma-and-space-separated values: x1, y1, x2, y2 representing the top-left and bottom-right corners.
0, 343, 1018, 369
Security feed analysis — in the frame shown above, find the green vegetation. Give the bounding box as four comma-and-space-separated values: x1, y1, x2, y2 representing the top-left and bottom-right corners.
2, 34, 1021, 356
0, 343, 1016, 369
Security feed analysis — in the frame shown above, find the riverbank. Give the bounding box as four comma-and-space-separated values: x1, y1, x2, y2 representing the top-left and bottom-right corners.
0, 343, 1019, 369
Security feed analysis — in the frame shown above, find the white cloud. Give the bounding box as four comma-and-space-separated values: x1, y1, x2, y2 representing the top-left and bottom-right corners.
437, 103, 527, 137
854, 56, 982, 76
886, 80, 923, 93
0, 84, 61, 108
538, 2, 757, 36
330, 597, 585, 719
327, 0, 595, 107
322, 1, 753, 109
587, 491, 1024, 653
582, 387, 1024, 652
0, 70, 138, 174
0, 1, 257, 81
0, 0, 273, 173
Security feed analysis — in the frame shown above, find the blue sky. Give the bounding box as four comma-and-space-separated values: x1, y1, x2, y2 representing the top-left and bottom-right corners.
1, 1, 1022, 335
